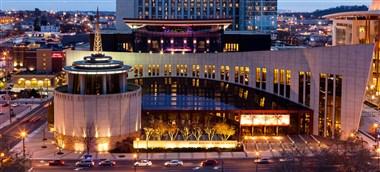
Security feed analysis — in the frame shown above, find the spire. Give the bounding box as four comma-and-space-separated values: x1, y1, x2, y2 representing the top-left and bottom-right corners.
93, 7, 103, 54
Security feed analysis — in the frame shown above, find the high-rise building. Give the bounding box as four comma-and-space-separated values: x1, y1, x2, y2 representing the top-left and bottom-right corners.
115, 0, 277, 32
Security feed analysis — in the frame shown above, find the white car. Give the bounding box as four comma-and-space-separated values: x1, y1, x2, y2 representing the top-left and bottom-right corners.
164, 160, 183, 167
134, 160, 152, 167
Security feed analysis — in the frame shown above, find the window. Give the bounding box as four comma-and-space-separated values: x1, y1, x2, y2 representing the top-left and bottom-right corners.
148, 65, 159, 76
299, 71, 311, 106
176, 64, 188, 76
224, 43, 239, 52
221, 65, 230, 81
192, 65, 200, 77
134, 65, 143, 77
286, 70, 291, 98
204, 65, 215, 79
256, 68, 261, 88
164, 64, 172, 76
273, 69, 279, 94
318, 73, 342, 138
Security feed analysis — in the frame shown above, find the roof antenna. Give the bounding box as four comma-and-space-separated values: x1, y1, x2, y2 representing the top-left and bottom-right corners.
93, 6, 103, 55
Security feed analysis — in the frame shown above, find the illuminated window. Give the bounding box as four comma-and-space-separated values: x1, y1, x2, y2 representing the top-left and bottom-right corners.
224, 43, 239, 52
204, 65, 215, 79
273, 69, 279, 93
221, 65, 230, 81
256, 67, 266, 90
176, 64, 188, 76
134, 64, 143, 77
148, 64, 160, 76
164, 64, 172, 76
192, 65, 200, 77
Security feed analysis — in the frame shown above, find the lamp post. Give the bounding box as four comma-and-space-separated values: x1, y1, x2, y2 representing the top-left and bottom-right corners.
376, 147, 380, 170
19, 130, 27, 157
133, 153, 137, 172
255, 151, 260, 172
0, 152, 4, 167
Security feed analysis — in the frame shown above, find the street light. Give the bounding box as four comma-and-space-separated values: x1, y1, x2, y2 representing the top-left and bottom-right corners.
255, 151, 260, 172
0, 152, 5, 167
19, 130, 27, 157
376, 147, 380, 169
133, 153, 137, 172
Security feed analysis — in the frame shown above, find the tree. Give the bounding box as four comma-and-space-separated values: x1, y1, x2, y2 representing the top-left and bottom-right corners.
181, 127, 191, 141
214, 123, 235, 141
192, 127, 203, 141
167, 125, 179, 141
143, 127, 154, 141
153, 123, 167, 141
81, 123, 96, 154
54, 132, 65, 154
205, 127, 216, 141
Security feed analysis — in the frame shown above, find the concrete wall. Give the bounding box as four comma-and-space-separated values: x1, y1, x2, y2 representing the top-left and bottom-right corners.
54, 86, 142, 150
65, 45, 374, 138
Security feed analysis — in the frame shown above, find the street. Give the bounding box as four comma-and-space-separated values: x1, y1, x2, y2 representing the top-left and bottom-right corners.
32, 159, 278, 172
0, 101, 50, 151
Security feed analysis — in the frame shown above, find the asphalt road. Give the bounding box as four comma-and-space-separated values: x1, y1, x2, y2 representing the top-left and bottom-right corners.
32, 159, 277, 172
0, 101, 50, 152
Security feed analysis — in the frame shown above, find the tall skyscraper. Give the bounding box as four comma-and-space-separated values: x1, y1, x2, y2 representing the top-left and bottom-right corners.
116, 0, 277, 33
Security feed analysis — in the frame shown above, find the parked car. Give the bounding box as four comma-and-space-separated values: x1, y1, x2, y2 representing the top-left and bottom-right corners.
200, 160, 218, 167
164, 160, 183, 167
134, 160, 152, 167
11, 103, 18, 107
75, 159, 94, 167
254, 158, 271, 164
48, 160, 65, 166
98, 159, 116, 167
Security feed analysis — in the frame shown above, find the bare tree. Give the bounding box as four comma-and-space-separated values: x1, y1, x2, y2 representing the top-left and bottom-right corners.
82, 123, 96, 154
192, 127, 203, 141
181, 127, 191, 141
153, 122, 167, 141
205, 127, 216, 141
143, 127, 154, 141
54, 132, 65, 154
167, 125, 179, 141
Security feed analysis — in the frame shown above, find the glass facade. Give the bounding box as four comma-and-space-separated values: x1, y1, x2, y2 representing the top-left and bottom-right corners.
298, 71, 311, 106
318, 73, 342, 138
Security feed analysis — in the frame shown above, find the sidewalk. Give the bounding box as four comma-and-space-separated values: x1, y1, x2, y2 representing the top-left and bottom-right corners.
13, 124, 249, 161
0, 104, 39, 130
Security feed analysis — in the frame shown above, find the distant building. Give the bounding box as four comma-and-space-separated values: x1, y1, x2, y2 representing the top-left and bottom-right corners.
92, 19, 271, 53
324, 0, 380, 106
115, 0, 277, 33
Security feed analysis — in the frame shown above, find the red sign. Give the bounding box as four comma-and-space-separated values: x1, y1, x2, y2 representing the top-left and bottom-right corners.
52, 52, 64, 59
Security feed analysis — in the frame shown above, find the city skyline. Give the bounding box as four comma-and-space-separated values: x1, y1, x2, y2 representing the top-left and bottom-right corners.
0, 0, 371, 12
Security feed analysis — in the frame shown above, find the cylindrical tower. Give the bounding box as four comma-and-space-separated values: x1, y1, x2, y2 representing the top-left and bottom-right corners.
54, 53, 142, 152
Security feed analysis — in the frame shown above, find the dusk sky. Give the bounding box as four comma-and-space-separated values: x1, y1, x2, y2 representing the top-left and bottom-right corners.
0, 0, 372, 12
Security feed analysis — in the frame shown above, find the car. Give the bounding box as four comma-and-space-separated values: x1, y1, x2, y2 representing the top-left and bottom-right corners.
98, 159, 116, 167
2, 104, 8, 107
164, 160, 183, 167
48, 160, 65, 166
200, 160, 218, 167
134, 160, 152, 167
11, 103, 18, 107
279, 157, 299, 162
75, 159, 94, 167
254, 158, 271, 164
82, 154, 93, 160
